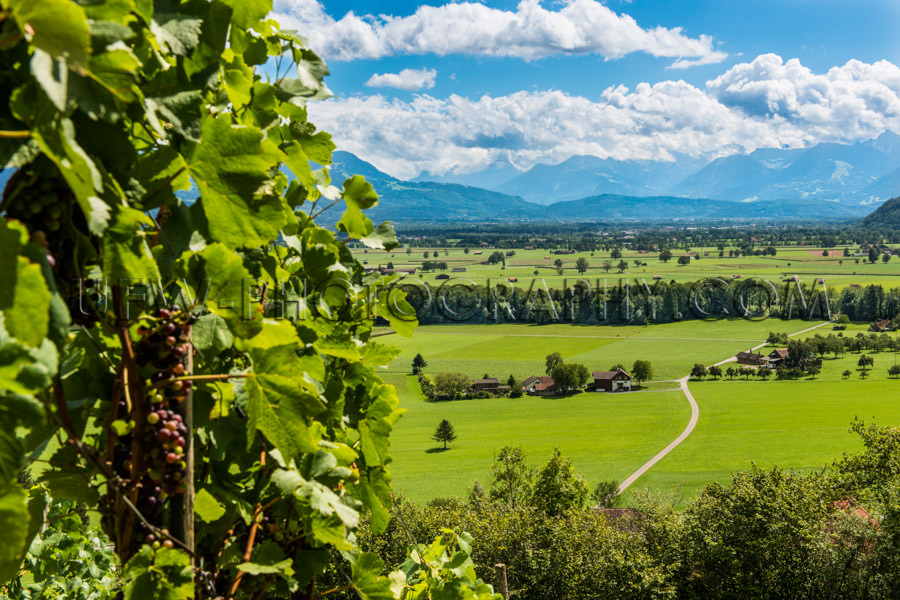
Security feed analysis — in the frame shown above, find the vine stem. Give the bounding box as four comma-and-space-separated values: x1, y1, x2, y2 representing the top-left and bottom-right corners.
227, 451, 268, 600
149, 373, 250, 389
0, 128, 28, 138
113, 285, 147, 558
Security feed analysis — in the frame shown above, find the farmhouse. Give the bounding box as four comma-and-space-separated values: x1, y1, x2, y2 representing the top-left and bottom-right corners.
735, 350, 771, 367
523, 375, 555, 396
591, 368, 632, 392
451, 266, 467, 272
471, 378, 500, 392
768, 348, 789, 367
869, 319, 892, 332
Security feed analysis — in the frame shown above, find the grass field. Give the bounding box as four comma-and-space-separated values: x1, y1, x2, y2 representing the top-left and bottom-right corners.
357, 244, 900, 291
627, 376, 900, 504
385, 373, 689, 504
380, 319, 819, 382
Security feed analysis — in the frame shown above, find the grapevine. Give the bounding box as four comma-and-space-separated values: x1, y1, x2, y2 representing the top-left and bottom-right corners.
0, 0, 497, 598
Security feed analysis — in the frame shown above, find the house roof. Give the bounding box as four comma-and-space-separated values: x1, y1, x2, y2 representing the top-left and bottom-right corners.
771, 348, 789, 359
473, 378, 499, 385
592, 367, 631, 380
737, 351, 765, 361
526, 375, 555, 391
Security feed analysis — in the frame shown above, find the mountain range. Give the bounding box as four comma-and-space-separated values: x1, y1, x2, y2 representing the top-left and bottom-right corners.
328, 148, 887, 224
413, 131, 900, 208
4, 131, 900, 224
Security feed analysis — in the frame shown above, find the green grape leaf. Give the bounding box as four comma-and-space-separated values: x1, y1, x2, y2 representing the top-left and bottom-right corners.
151, 13, 203, 56
343, 175, 379, 210
30, 49, 68, 112
360, 343, 401, 368
39, 468, 99, 505
80, 0, 137, 23
173, 243, 263, 339
0, 482, 29, 584
3, 257, 51, 349
100, 205, 160, 283
238, 540, 293, 576
194, 488, 226, 523
297, 130, 334, 165
191, 313, 234, 357
221, 50, 254, 108
5, 0, 91, 68
220, 0, 271, 29
234, 319, 299, 352
337, 205, 373, 240
145, 91, 204, 142
122, 546, 194, 600
186, 116, 285, 248
361, 221, 399, 251
0, 220, 25, 308
88, 46, 141, 102
133, 147, 191, 210
350, 552, 396, 600
245, 345, 326, 458
12, 91, 110, 235
350, 468, 393, 536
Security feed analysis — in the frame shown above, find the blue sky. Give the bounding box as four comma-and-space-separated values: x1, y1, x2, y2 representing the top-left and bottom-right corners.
272, 0, 900, 179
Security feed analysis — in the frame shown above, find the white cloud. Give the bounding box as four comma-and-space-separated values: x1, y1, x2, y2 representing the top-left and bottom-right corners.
306, 55, 900, 180
366, 68, 437, 91
706, 54, 900, 140
271, 0, 726, 67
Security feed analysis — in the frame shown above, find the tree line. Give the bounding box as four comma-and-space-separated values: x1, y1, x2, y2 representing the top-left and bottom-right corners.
348, 421, 900, 600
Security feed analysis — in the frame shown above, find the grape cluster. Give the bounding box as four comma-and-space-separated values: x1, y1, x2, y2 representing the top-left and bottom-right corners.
1, 155, 98, 319
110, 306, 195, 549
2, 174, 66, 234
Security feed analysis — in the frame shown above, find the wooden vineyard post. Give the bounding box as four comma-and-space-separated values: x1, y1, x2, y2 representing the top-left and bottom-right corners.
183, 343, 195, 562
494, 563, 509, 600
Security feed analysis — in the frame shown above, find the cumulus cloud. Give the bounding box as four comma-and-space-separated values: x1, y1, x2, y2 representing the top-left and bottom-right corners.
306, 55, 900, 179
706, 54, 900, 139
366, 68, 437, 91
271, 0, 726, 67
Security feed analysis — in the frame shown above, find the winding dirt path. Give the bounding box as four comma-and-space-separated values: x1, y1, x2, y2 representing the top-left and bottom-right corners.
615, 320, 833, 496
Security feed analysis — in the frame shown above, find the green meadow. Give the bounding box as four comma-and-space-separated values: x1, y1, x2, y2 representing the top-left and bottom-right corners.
365, 241, 900, 506
379, 319, 815, 382
385, 373, 688, 504
629, 376, 900, 504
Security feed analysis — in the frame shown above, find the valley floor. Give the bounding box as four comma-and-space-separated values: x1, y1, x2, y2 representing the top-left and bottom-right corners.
381, 319, 900, 505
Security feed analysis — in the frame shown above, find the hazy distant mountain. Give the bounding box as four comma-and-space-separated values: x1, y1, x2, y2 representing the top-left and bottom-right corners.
328, 151, 543, 223
669, 154, 773, 201
668, 132, 900, 203
495, 154, 704, 205
327, 151, 872, 223
411, 159, 521, 190
861, 196, 900, 229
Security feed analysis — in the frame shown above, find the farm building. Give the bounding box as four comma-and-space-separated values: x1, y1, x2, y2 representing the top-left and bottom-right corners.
451, 267, 467, 272
471, 378, 500, 392
768, 348, 789, 367
735, 351, 773, 367
523, 375, 555, 396
870, 319, 892, 332
591, 368, 631, 392
435, 274, 450, 280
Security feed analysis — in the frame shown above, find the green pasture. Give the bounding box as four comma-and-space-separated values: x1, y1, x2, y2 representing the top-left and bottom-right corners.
357, 245, 900, 290
380, 319, 823, 382
385, 373, 688, 504
628, 376, 900, 504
